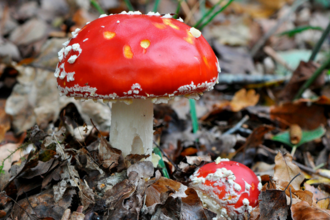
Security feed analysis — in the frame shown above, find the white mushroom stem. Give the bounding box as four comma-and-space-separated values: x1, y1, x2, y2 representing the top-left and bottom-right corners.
110, 99, 153, 159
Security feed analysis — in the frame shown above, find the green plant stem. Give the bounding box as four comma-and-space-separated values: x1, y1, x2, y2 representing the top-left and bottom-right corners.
309, 21, 330, 62
153, 0, 161, 12
291, 145, 297, 157
90, 0, 106, 14
198, 0, 234, 30
173, 0, 182, 19
124, 0, 134, 11
314, 163, 325, 170
294, 56, 330, 100
189, 99, 199, 134
194, 0, 222, 28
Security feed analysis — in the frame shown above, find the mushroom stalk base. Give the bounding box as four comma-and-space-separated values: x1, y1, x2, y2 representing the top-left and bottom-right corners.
110, 99, 153, 159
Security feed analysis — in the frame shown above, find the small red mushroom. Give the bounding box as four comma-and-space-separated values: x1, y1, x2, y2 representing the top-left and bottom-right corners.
189, 158, 261, 220
54, 11, 220, 158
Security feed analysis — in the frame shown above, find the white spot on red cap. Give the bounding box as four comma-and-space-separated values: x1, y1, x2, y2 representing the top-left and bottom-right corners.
68, 55, 78, 64
190, 27, 202, 38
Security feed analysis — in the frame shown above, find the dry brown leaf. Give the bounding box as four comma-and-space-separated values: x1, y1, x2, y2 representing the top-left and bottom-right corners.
0, 100, 11, 143
230, 89, 260, 112
304, 183, 330, 209
259, 189, 288, 220
201, 89, 259, 120
274, 152, 304, 190
145, 177, 186, 207
98, 135, 122, 170
181, 188, 207, 220
243, 125, 275, 149
257, 0, 287, 10
291, 201, 330, 220
279, 61, 321, 102
270, 102, 327, 130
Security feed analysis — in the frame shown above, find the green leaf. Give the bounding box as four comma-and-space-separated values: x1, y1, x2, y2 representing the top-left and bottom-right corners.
153, 147, 170, 178
272, 126, 325, 148
278, 26, 323, 37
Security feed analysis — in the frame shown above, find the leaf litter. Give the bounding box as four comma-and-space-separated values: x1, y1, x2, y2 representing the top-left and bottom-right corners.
0, 0, 330, 219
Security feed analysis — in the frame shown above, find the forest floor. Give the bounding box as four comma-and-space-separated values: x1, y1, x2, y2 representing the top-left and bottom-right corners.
0, 0, 330, 219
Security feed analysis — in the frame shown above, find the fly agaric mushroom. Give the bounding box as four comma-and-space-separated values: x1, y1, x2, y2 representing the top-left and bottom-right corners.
190, 158, 261, 220
54, 11, 220, 158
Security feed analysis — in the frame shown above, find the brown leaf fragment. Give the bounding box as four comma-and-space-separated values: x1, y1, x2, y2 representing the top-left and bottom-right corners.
127, 161, 154, 179
0, 210, 6, 218
0, 100, 10, 143
125, 154, 149, 165
279, 61, 321, 102
292, 189, 313, 206
201, 89, 259, 120
291, 201, 330, 220
243, 125, 275, 149
103, 179, 135, 208
78, 181, 95, 211
145, 177, 187, 216
76, 148, 104, 177
98, 135, 122, 170
69, 211, 85, 220
304, 184, 330, 209
19, 158, 55, 179
230, 89, 260, 112
270, 102, 327, 130
181, 188, 207, 220
11, 189, 71, 220
152, 197, 182, 220
61, 209, 71, 220
259, 189, 288, 220
274, 152, 304, 190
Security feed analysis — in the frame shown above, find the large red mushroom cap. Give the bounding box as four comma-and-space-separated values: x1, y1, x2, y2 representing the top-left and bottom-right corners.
189, 158, 261, 220
54, 12, 219, 103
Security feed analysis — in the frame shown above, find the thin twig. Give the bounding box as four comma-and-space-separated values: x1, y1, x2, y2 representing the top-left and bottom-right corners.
293, 161, 330, 179
250, 0, 307, 57
223, 115, 249, 135
316, 197, 330, 203
264, 46, 294, 72
284, 173, 301, 192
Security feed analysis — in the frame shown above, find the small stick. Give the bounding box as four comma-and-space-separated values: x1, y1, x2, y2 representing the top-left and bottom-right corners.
264, 46, 294, 72
223, 115, 249, 135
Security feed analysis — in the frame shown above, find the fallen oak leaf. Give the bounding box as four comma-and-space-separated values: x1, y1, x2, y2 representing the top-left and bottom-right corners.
291, 201, 330, 220
230, 89, 260, 112
201, 89, 259, 120
274, 152, 304, 190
